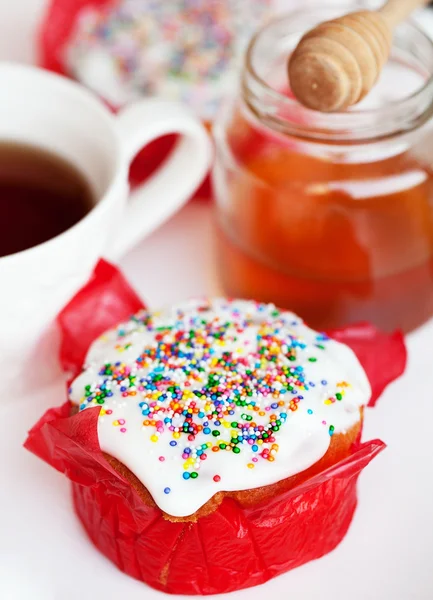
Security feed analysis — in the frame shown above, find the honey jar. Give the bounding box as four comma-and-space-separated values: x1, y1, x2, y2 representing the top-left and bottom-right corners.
212, 5, 433, 333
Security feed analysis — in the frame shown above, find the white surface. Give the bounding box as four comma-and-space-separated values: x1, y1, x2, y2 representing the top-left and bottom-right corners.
0, 1, 433, 599
0, 64, 210, 393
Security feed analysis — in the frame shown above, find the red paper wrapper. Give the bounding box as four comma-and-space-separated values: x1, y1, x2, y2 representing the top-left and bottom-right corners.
25, 260, 406, 595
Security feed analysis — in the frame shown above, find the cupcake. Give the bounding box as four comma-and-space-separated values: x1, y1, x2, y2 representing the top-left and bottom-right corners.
65, 0, 273, 120
25, 257, 407, 594
25, 290, 403, 593
41, 1, 273, 197
69, 298, 370, 520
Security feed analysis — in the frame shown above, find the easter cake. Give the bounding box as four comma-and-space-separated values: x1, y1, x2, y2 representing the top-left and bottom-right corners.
70, 298, 371, 521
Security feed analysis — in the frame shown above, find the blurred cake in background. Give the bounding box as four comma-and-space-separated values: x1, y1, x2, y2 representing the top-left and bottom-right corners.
66, 0, 272, 120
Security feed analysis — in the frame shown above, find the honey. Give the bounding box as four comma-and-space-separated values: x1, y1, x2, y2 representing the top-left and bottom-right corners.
212, 8, 433, 332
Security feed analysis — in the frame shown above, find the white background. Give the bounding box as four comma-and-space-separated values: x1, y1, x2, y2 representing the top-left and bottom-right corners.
0, 1, 433, 599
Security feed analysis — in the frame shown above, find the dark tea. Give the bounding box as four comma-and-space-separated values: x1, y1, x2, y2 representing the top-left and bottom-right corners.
0, 142, 94, 257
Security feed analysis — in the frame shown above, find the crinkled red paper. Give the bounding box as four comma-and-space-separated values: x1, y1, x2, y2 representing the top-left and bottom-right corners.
25, 260, 406, 595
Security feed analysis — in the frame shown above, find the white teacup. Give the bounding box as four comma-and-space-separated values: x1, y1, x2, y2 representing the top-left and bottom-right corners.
0, 63, 212, 396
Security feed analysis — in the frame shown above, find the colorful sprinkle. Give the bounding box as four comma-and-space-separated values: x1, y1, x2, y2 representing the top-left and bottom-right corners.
68, 0, 272, 120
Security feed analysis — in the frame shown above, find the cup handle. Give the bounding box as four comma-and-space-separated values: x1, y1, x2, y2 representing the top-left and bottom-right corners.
107, 99, 212, 259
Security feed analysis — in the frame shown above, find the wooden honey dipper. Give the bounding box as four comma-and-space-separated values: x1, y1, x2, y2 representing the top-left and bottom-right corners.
288, 0, 429, 112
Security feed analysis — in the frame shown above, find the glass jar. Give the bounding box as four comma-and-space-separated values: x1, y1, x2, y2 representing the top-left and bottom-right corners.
212, 3, 433, 333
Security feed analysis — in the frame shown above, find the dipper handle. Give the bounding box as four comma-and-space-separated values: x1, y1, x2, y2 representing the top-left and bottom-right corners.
288, 0, 429, 112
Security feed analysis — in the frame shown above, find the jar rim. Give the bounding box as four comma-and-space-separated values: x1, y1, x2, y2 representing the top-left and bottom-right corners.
243, 6, 433, 143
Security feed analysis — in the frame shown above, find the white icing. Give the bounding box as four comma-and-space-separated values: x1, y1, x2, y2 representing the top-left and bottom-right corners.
70, 298, 371, 517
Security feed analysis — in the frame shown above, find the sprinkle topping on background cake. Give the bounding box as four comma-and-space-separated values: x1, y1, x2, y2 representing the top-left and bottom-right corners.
70, 298, 371, 516
66, 0, 272, 118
